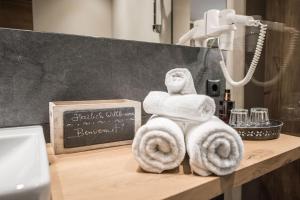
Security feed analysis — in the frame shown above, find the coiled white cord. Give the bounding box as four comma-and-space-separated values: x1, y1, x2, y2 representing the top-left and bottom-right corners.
251, 28, 299, 87
218, 21, 267, 87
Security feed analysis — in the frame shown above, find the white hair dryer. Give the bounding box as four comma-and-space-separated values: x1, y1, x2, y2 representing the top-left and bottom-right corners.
178, 9, 267, 87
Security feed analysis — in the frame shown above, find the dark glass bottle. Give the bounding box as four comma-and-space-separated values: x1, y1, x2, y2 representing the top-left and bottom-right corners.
219, 89, 235, 123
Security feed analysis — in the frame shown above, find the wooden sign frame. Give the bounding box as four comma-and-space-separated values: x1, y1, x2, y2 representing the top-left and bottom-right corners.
49, 99, 141, 154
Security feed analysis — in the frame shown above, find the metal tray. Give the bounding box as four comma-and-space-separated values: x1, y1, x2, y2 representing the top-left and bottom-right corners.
232, 120, 283, 140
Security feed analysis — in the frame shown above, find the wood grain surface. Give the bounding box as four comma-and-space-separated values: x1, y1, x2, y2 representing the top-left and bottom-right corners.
50, 134, 300, 200
0, 0, 33, 30
244, 0, 300, 199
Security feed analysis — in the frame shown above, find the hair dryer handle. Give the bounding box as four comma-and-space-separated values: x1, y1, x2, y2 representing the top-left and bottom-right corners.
219, 30, 235, 51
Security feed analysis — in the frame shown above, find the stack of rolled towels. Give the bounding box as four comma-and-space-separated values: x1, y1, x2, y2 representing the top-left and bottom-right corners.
132, 68, 244, 176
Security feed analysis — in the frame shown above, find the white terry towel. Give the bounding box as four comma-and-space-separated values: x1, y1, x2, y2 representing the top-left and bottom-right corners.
185, 117, 244, 176
143, 91, 216, 123
132, 116, 185, 173
165, 68, 197, 95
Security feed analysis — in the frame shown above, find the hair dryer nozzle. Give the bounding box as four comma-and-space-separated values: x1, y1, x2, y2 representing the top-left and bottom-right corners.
229, 14, 256, 26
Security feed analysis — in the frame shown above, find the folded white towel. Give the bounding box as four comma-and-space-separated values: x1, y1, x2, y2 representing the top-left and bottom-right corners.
132, 116, 186, 173
185, 117, 244, 176
165, 68, 197, 95
143, 91, 216, 123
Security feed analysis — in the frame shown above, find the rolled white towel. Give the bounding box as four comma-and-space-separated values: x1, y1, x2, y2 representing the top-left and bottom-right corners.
143, 91, 215, 123
185, 117, 244, 176
165, 68, 197, 95
132, 116, 186, 173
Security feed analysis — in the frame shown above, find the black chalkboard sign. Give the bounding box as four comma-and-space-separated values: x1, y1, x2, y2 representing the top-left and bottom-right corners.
63, 107, 135, 148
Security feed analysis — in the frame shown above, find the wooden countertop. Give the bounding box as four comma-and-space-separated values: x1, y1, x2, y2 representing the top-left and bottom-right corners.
50, 134, 300, 200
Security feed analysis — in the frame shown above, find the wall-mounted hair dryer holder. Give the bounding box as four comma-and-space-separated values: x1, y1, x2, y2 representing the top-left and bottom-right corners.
177, 9, 267, 88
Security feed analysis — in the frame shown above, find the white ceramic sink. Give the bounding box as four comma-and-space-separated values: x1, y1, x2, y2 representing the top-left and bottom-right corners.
0, 125, 50, 200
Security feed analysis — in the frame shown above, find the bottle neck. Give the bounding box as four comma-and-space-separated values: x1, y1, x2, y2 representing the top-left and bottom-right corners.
224, 90, 231, 101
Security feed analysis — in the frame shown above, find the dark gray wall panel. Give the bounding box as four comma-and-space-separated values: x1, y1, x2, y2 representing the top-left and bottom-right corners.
0, 28, 225, 140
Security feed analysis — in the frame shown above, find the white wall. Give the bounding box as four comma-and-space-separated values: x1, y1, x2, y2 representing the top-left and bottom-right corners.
31, 0, 231, 45
227, 0, 246, 108
32, 0, 112, 37
173, 0, 190, 45
191, 0, 226, 21
112, 0, 172, 43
